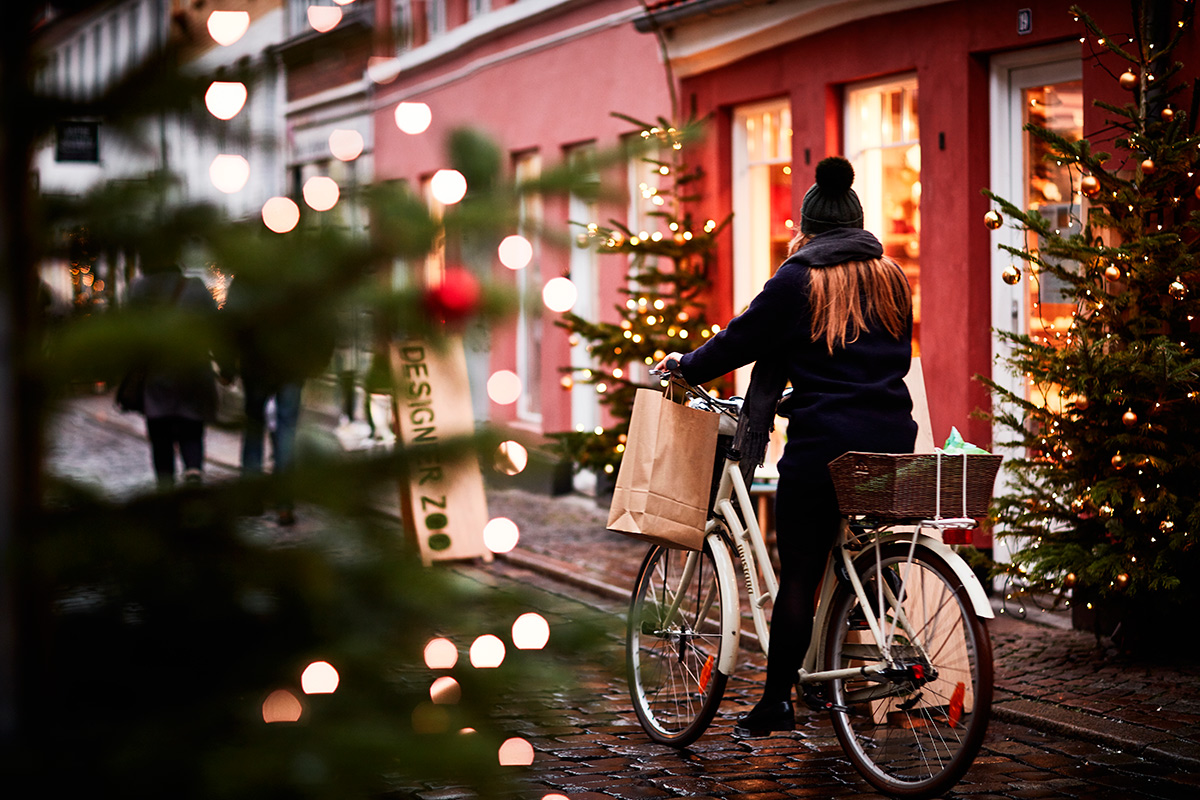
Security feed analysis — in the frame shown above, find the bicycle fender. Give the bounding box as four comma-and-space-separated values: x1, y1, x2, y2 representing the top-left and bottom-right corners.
866, 534, 994, 620
706, 532, 742, 675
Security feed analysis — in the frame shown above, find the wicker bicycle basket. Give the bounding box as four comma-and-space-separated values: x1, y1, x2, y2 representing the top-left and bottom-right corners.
828, 451, 1003, 520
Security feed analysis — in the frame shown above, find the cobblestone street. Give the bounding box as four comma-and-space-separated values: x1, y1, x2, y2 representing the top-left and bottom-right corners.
44, 393, 1200, 799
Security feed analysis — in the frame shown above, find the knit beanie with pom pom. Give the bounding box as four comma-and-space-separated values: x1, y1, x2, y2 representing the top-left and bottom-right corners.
800, 156, 863, 235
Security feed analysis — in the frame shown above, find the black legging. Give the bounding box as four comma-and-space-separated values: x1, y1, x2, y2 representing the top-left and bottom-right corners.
146, 415, 204, 484
761, 463, 843, 702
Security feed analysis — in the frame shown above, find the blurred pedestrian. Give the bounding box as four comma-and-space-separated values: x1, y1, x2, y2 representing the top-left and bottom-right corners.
126, 261, 225, 487
225, 274, 335, 525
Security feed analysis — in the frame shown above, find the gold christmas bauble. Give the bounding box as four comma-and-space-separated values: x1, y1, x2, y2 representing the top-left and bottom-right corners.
1115, 572, 1130, 590
1104, 263, 1122, 281
1162, 107, 1175, 122
1119, 70, 1139, 89
1064, 572, 1077, 589
1141, 158, 1157, 175
1002, 264, 1022, 285
1074, 396, 1090, 412
1122, 408, 1138, 427
1169, 278, 1188, 300
1081, 174, 1100, 197
984, 209, 1003, 230
559, 375, 574, 390
1111, 452, 1125, 469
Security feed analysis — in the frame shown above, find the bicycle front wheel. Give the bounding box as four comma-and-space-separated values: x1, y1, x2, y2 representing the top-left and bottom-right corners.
824, 543, 993, 799
627, 539, 732, 747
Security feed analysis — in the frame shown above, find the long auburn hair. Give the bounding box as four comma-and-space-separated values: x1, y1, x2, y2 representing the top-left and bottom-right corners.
787, 232, 912, 353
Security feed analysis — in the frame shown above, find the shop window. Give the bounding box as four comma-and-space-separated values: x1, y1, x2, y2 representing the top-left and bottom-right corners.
1023, 79, 1083, 367
733, 101, 793, 326
845, 77, 921, 354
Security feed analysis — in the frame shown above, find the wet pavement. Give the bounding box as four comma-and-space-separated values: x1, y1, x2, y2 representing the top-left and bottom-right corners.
46, 390, 1200, 798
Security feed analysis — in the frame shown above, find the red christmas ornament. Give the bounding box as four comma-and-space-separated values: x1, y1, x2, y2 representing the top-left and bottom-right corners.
425, 267, 482, 323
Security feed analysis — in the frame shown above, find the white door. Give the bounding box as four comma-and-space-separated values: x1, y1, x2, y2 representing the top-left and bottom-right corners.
988, 43, 1082, 567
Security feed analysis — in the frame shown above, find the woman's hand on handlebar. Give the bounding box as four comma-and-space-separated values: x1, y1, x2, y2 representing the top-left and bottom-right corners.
651, 352, 685, 377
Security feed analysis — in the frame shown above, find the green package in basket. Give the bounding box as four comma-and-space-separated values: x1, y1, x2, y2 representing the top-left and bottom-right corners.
942, 426, 990, 455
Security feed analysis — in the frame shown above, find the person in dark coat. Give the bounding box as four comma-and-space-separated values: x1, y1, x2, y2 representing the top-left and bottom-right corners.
656, 156, 917, 737
127, 262, 223, 487
224, 273, 336, 526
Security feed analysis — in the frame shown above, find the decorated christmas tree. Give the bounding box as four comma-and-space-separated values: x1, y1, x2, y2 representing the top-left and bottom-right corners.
983, 4, 1199, 645
553, 116, 730, 477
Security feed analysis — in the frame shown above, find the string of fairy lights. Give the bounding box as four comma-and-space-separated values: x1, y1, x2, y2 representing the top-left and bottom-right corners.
985, 5, 1199, 606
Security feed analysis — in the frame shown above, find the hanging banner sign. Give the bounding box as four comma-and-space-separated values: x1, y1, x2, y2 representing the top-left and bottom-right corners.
390, 338, 491, 565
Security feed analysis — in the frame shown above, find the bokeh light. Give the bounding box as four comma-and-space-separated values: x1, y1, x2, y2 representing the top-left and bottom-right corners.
207, 11, 249, 46
328, 129, 364, 161
494, 440, 528, 475
483, 517, 520, 554
498, 234, 533, 270
542, 276, 578, 313
302, 176, 340, 211
333, 0, 357, 4
512, 612, 550, 650
498, 737, 535, 766
210, 154, 249, 193
543, 795, 570, 800
423, 637, 458, 669
430, 169, 467, 205
308, 5, 342, 32
469, 634, 506, 668
429, 676, 461, 704
261, 196, 300, 233
394, 101, 432, 134
487, 370, 522, 405
204, 81, 247, 120
300, 661, 339, 694
262, 689, 302, 723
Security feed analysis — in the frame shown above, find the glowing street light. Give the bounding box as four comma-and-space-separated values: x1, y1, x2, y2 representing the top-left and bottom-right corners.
542, 276, 578, 313
209, 154, 249, 193
302, 176, 340, 211
328, 129, 364, 161
205, 81, 247, 120
483, 517, 520, 554
394, 101, 432, 134
469, 634, 506, 668
487, 371, 522, 405
207, 11, 249, 46
308, 5, 342, 32
498, 234, 533, 270
261, 196, 300, 233
430, 169, 467, 205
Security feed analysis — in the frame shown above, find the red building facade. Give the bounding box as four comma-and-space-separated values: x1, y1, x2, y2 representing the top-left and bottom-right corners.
369, 0, 1199, 465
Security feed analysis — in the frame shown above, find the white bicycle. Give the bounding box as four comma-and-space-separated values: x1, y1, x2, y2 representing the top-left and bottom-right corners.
626, 371, 996, 799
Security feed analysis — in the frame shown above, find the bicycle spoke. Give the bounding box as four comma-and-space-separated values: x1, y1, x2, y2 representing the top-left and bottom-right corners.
826, 544, 993, 798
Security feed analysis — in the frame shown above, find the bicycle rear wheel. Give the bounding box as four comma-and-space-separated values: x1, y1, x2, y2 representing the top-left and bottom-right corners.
627, 539, 731, 746
824, 542, 993, 798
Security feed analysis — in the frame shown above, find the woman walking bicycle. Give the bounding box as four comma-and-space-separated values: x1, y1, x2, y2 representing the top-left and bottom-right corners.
655, 156, 917, 737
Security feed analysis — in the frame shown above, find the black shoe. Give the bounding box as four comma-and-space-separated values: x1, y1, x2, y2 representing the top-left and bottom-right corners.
733, 700, 795, 738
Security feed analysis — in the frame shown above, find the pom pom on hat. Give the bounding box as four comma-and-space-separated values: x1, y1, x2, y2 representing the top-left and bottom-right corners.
801, 156, 863, 235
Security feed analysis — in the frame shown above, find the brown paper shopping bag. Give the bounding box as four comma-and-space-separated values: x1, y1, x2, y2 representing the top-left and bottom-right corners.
607, 387, 720, 550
